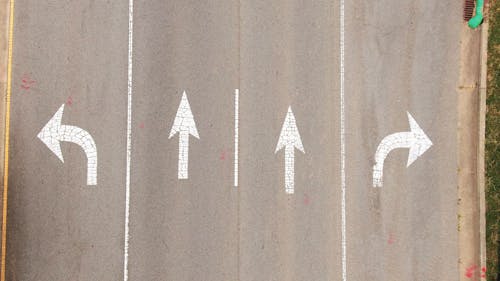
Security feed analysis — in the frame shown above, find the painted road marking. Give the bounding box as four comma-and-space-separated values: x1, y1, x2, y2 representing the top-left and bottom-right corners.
339, 0, 347, 278
234, 89, 239, 187
1, 0, 15, 279
372, 112, 433, 187
169, 91, 199, 179
37, 104, 98, 185
275, 106, 305, 194
123, 0, 134, 280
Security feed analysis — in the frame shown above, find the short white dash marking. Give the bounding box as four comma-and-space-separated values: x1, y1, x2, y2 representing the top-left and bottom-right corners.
340, 0, 347, 279
234, 89, 239, 187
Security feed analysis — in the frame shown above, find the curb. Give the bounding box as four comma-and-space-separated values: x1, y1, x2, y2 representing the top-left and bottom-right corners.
457, 2, 489, 279
477, 0, 489, 274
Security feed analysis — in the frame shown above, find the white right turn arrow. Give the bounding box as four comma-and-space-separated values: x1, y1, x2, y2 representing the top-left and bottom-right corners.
372, 112, 433, 187
275, 106, 305, 194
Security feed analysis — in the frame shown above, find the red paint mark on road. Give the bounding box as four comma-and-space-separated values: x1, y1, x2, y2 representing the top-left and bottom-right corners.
20, 73, 36, 90
139, 122, 144, 129
303, 193, 310, 205
66, 96, 73, 106
465, 265, 478, 278
220, 150, 226, 160
387, 233, 395, 245
481, 267, 487, 278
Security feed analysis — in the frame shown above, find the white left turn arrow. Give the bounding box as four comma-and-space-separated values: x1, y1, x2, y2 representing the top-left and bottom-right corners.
169, 91, 199, 179
275, 106, 305, 194
37, 104, 97, 186
372, 112, 433, 187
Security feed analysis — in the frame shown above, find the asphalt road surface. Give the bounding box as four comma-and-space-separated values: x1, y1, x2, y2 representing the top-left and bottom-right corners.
5, 0, 461, 280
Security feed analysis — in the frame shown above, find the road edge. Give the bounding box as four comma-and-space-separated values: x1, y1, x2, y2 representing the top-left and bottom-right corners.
0, 0, 12, 280
0, 0, 8, 273
0, 1, 9, 190
457, 2, 489, 280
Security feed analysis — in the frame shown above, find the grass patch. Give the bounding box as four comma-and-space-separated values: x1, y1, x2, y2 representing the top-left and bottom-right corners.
487, 0, 500, 279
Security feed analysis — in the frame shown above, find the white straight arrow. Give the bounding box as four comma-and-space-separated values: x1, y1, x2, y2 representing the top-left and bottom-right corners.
373, 112, 433, 187
275, 106, 305, 194
37, 104, 97, 185
169, 91, 199, 179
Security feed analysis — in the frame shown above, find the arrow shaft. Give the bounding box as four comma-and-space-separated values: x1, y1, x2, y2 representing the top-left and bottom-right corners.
374, 132, 413, 168
373, 132, 413, 187
285, 145, 295, 194
178, 131, 190, 179
59, 125, 97, 185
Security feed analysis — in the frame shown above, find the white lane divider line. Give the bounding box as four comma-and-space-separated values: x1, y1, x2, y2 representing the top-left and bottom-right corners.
124, 0, 133, 280
234, 89, 239, 187
340, 0, 347, 279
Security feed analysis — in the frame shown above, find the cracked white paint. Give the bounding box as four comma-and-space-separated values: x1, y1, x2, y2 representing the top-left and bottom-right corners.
372, 112, 433, 187
123, 0, 134, 279
37, 104, 97, 185
169, 91, 199, 179
340, 0, 347, 277
275, 106, 305, 194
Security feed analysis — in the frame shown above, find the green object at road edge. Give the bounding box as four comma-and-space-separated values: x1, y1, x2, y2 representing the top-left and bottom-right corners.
468, 0, 484, 29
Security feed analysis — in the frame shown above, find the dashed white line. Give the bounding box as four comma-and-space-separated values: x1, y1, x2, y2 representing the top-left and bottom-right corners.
234, 89, 239, 187
123, 0, 133, 280
340, 0, 347, 280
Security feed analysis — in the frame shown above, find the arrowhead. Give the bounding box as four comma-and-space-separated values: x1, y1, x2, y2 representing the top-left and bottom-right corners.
169, 91, 199, 139
406, 112, 433, 167
37, 104, 65, 162
275, 106, 305, 153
